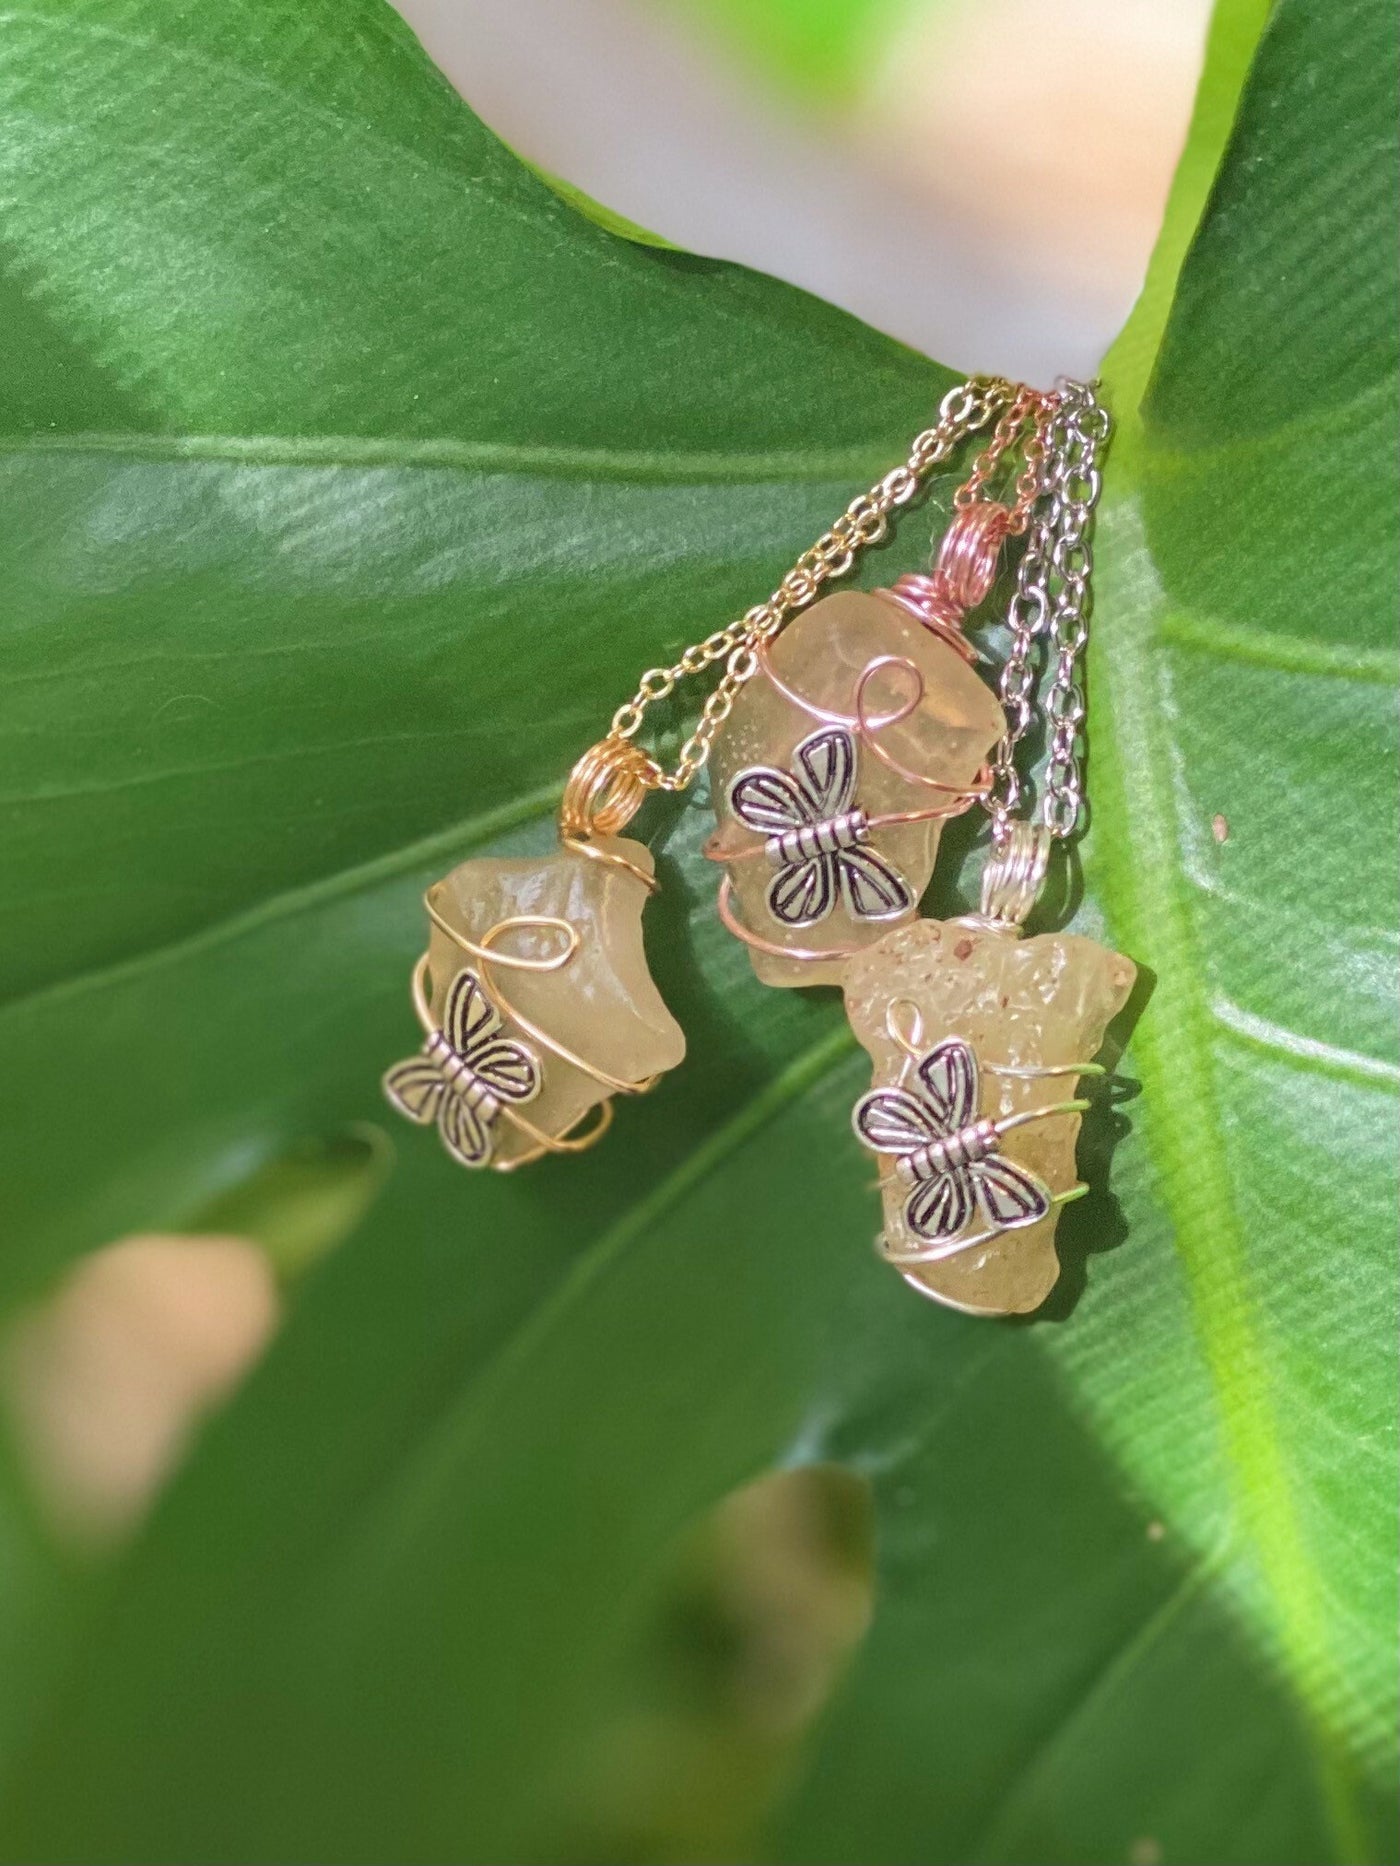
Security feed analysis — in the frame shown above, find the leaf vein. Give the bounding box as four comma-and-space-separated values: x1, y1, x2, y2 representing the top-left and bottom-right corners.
0, 429, 908, 488
0, 782, 561, 1021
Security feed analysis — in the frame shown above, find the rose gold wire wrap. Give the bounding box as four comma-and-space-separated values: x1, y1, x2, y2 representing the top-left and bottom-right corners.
880, 501, 1012, 652
413, 884, 660, 1168
719, 637, 992, 817
700, 632, 991, 962
710, 871, 871, 964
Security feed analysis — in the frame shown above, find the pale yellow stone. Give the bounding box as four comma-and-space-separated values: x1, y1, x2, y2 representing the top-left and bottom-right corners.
709, 590, 1005, 988
844, 917, 1136, 1315
424, 836, 685, 1166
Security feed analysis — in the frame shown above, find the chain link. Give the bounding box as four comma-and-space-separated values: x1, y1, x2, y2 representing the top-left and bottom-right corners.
953, 385, 1055, 534
608, 376, 1018, 793
984, 378, 1110, 842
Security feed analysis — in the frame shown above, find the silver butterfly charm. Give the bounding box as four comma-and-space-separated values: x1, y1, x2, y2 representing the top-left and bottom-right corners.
852, 1037, 1051, 1244
383, 967, 541, 1169
728, 725, 913, 928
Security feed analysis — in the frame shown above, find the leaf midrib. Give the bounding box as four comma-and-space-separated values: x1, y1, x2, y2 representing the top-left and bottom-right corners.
1091, 470, 1381, 1852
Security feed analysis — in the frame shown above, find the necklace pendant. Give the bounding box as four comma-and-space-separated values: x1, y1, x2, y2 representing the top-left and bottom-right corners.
706, 510, 1009, 989
845, 914, 1135, 1315
386, 832, 684, 1170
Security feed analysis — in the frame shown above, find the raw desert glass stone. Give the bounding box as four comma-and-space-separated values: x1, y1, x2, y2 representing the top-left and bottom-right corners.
844, 917, 1136, 1315
424, 836, 684, 1166
709, 590, 1005, 988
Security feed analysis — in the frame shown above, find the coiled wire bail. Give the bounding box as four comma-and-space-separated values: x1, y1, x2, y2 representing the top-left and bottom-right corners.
884, 500, 1012, 655
560, 734, 655, 838
559, 735, 663, 891
978, 819, 1051, 928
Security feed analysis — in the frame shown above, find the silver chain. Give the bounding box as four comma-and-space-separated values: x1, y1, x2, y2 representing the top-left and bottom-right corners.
985, 378, 1110, 843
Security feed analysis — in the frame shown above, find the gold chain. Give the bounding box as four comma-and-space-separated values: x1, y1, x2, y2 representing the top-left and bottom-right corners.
602, 375, 1019, 797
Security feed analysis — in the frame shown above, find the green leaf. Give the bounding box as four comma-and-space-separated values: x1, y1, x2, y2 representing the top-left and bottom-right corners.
521, 164, 680, 250
187, 1131, 392, 1282
0, 1, 1393, 1862
780, 5, 1400, 1861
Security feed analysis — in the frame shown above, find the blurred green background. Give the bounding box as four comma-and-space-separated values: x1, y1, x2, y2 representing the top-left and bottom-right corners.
0, 1, 1394, 1862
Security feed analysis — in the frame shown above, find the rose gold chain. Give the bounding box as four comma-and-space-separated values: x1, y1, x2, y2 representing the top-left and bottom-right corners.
953, 386, 1057, 536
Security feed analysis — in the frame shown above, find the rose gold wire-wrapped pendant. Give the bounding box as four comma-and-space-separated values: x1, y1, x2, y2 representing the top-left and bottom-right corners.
704, 506, 1009, 988
845, 829, 1136, 1315
383, 748, 684, 1170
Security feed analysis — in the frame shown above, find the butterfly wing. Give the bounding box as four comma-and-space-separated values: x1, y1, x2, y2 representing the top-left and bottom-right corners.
383, 1054, 444, 1125
767, 850, 838, 927
837, 844, 914, 921
971, 1156, 1052, 1232
441, 967, 498, 1054
734, 729, 861, 928
728, 763, 814, 836
437, 1090, 493, 1169
793, 726, 857, 817
904, 1165, 976, 1242
916, 1039, 979, 1133
851, 1085, 941, 1156
468, 1036, 541, 1104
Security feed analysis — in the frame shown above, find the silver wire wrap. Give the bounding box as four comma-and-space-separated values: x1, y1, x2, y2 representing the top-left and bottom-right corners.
977, 819, 1053, 926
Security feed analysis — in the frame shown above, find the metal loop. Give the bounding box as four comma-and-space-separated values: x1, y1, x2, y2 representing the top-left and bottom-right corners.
935, 500, 1013, 611
881, 464, 918, 505
559, 735, 657, 841
978, 821, 1052, 926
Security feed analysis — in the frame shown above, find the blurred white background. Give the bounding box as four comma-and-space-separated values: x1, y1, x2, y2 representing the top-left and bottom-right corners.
392, 0, 1212, 380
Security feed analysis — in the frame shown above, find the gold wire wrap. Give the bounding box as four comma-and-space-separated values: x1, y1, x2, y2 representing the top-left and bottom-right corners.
560, 735, 656, 838
558, 737, 663, 891
414, 885, 661, 1168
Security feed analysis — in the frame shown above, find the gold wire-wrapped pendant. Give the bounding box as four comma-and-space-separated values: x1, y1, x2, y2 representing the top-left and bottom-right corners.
844, 828, 1135, 1315
383, 746, 684, 1170
704, 506, 1008, 988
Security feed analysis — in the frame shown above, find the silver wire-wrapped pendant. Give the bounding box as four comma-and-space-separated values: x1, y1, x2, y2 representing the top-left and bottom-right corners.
704, 507, 1010, 988
844, 829, 1136, 1315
